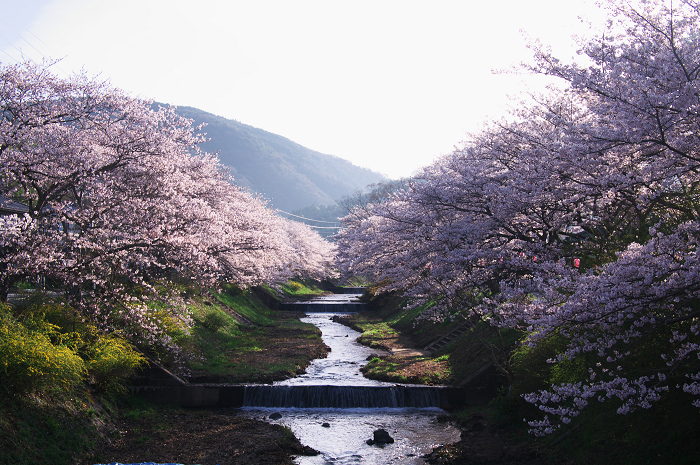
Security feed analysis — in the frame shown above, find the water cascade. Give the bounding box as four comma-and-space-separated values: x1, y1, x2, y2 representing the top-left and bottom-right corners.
243, 384, 454, 408
242, 292, 462, 464
280, 293, 367, 312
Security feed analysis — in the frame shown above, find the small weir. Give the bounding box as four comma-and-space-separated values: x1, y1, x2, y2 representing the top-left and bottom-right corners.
334, 287, 367, 294
243, 384, 458, 408
280, 293, 367, 312
241, 292, 463, 464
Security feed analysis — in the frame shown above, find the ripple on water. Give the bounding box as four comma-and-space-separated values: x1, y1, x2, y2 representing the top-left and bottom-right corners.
275, 312, 390, 386
244, 407, 460, 465
242, 311, 461, 465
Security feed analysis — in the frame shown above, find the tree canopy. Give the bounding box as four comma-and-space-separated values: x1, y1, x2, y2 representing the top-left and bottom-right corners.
0, 59, 336, 358
335, 0, 700, 434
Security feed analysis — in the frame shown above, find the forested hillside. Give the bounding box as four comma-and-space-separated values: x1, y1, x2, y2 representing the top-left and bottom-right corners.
173, 106, 386, 212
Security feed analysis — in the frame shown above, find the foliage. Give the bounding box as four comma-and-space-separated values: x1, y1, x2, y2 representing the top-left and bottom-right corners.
0, 59, 337, 360
0, 392, 106, 465
334, 0, 700, 440
0, 283, 327, 464
215, 287, 277, 326
183, 285, 326, 382
0, 304, 85, 394
0, 299, 147, 396
199, 308, 232, 332
85, 335, 147, 393
288, 281, 305, 293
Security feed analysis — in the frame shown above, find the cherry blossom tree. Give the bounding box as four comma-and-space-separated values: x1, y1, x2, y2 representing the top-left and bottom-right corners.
1, 59, 337, 358
272, 216, 338, 282
506, 0, 700, 434
336, 0, 700, 433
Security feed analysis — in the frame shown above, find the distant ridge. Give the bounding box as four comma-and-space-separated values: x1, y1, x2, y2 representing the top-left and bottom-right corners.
172, 106, 386, 212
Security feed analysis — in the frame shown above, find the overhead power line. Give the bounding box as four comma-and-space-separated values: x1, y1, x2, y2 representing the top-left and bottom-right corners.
0, 17, 70, 77
276, 210, 340, 224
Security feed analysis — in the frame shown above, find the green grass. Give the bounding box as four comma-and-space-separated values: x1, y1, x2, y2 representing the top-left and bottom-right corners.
342, 276, 371, 287
356, 322, 398, 348
0, 278, 328, 463
276, 279, 327, 298
0, 390, 108, 465
175, 284, 326, 381
344, 293, 515, 385
214, 288, 277, 326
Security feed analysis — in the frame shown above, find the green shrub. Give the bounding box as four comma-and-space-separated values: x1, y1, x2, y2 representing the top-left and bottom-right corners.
0, 302, 146, 395
510, 332, 571, 394
201, 309, 231, 332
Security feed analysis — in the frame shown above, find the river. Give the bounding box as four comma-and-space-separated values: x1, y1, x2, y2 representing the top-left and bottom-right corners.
241, 307, 461, 464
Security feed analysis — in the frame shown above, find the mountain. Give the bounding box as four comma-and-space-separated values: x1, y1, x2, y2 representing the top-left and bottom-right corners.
172, 106, 387, 212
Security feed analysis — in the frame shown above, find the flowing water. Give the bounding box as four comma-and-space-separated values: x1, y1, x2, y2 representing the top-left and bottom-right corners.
276, 310, 387, 386
241, 304, 461, 464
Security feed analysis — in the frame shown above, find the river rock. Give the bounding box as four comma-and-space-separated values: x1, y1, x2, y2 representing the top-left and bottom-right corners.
366, 428, 394, 445
322, 422, 331, 428
269, 412, 283, 420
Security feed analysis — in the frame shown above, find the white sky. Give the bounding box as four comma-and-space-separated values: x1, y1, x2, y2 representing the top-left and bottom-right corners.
0, 0, 607, 179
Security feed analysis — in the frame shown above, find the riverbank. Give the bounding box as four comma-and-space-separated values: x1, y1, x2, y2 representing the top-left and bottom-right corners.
1, 281, 332, 465
328, 292, 700, 465
88, 302, 464, 465
0, 283, 559, 465
334, 296, 567, 465
87, 401, 318, 465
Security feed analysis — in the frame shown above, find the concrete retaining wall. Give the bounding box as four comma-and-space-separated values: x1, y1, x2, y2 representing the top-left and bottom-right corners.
132, 384, 246, 408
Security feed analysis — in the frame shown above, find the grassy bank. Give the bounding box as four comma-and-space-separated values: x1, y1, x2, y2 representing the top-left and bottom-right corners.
181, 283, 328, 383
0, 279, 328, 465
342, 291, 700, 465
339, 292, 518, 388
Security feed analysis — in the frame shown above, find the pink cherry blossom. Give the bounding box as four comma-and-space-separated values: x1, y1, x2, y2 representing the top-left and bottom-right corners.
335, 0, 700, 433
0, 59, 336, 367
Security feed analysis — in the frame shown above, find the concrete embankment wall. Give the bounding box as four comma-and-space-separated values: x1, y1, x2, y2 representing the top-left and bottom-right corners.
335, 287, 368, 294
129, 358, 471, 408
133, 384, 246, 408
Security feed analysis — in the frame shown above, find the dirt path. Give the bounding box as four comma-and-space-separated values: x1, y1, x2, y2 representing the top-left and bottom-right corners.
387, 346, 429, 357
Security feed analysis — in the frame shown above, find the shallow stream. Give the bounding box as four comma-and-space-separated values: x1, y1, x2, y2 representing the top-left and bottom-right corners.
241, 309, 461, 464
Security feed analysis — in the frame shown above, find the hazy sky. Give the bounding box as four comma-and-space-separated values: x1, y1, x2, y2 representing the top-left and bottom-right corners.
0, 0, 606, 179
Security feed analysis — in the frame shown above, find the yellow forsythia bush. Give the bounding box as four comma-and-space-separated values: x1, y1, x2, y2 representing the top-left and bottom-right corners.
86, 335, 147, 393
0, 313, 86, 394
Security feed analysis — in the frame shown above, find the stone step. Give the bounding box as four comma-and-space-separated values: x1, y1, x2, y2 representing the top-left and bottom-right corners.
423, 321, 472, 354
